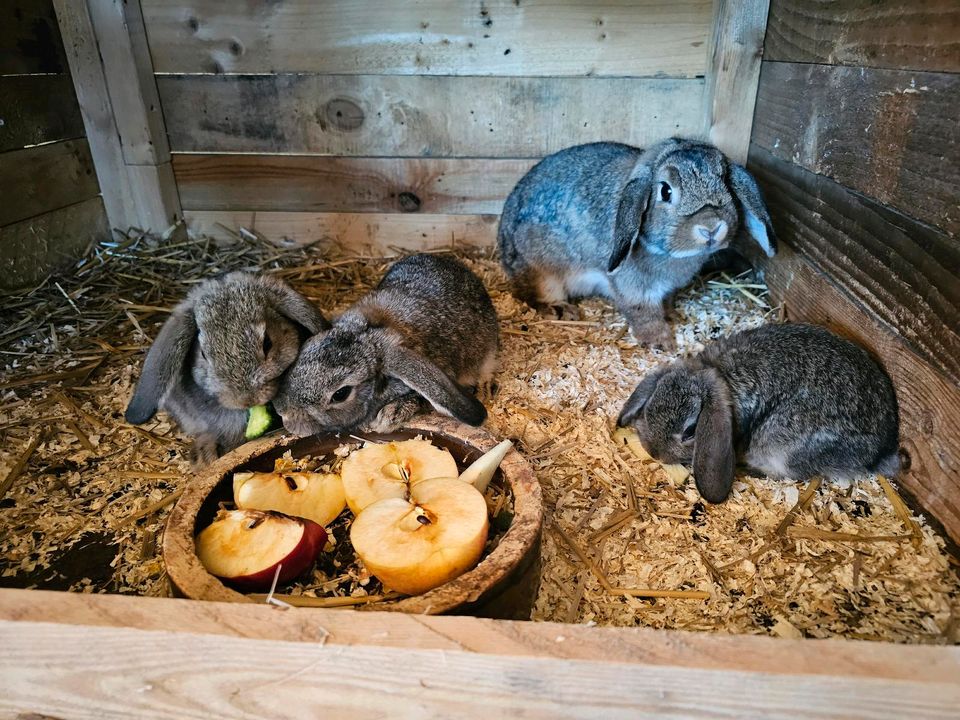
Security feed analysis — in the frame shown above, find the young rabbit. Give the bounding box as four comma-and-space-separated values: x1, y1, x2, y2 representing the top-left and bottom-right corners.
617, 323, 900, 503
125, 272, 330, 465
273, 254, 499, 435
498, 138, 776, 348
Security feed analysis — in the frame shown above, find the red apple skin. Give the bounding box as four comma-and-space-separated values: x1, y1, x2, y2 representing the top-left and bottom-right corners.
212, 519, 327, 592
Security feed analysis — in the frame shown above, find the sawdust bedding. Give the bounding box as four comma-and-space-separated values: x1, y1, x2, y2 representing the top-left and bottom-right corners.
0, 231, 957, 643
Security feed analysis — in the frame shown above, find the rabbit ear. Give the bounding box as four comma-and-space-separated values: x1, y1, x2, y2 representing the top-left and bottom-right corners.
383, 344, 487, 425
609, 173, 652, 273
617, 368, 666, 426
125, 306, 197, 424
269, 285, 331, 334
728, 164, 776, 258
692, 372, 735, 503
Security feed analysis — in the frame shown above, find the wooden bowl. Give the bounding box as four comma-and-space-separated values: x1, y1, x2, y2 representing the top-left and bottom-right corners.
162, 415, 543, 618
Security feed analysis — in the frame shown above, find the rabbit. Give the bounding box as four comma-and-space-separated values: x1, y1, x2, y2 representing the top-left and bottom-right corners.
125, 272, 331, 466
617, 323, 900, 504
497, 138, 776, 348
273, 253, 499, 436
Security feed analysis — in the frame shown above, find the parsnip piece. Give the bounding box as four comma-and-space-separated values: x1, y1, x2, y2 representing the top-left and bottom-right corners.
459, 439, 513, 493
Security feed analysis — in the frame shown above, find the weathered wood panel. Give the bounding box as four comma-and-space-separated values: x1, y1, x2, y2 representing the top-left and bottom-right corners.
174, 155, 535, 214
764, 0, 960, 73
141, 0, 712, 77
3, 618, 960, 719
0, 139, 99, 226
763, 244, 960, 546
157, 74, 705, 157
748, 146, 960, 386
752, 61, 960, 236
0, 74, 85, 152
0, 197, 108, 290
186, 211, 499, 251
0, 0, 68, 75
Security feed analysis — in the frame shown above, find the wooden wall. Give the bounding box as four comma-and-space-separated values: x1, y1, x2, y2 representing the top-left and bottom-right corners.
0, 0, 108, 289
139, 0, 715, 249
749, 0, 960, 543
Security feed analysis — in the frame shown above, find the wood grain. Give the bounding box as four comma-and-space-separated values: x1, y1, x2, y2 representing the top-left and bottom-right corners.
764, 0, 960, 73
174, 155, 535, 213
185, 211, 499, 251
157, 74, 705, 157
0, 197, 108, 290
0, 139, 99, 226
702, 0, 770, 163
0, 74, 85, 152
0, 0, 69, 75
752, 61, 960, 236
141, 0, 712, 77
748, 146, 960, 386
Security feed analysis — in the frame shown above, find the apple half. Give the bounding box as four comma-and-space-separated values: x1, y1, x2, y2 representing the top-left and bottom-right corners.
350, 477, 489, 595
340, 439, 459, 514
233, 471, 346, 527
196, 509, 327, 591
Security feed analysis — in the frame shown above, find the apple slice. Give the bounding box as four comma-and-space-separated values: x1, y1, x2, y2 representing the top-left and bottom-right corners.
350, 477, 489, 595
196, 509, 327, 591
340, 439, 458, 514
233, 471, 346, 527
614, 427, 690, 484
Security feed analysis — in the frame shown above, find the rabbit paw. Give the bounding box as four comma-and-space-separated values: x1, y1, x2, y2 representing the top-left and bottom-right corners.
630, 320, 676, 350
363, 395, 424, 434
189, 434, 219, 468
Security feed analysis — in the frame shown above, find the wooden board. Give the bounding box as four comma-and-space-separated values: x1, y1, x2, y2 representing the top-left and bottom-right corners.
764, 0, 960, 73
748, 146, 960, 387
0, 0, 68, 75
0, 139, 99, 227
0, 197, 108, 290
0, 74, 85, 153
751, 61, 960, 236
157, 74, 705, 157
174, 155, 535, 214
141, 0, 712, 78
186, 210, 499, 251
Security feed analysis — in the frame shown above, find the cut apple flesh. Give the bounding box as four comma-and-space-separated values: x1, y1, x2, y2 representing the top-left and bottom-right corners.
233, 471, 346, 527
614, 427, 690, 484
340, 439, 459, 514
350, 477, 489, 596
196, 509, 327, 591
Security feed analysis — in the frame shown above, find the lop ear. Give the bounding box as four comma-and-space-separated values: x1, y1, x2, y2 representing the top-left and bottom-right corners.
609, 171, 652, 273
269, 285, 331, 334
125, 306, 196, 424
692, 371, 735, 503
728, 163, 776, 257
617, 368, 667, 427
384, 345, 487, 425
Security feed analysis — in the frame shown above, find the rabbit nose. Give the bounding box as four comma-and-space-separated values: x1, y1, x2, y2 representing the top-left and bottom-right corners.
695, 221, 728, 246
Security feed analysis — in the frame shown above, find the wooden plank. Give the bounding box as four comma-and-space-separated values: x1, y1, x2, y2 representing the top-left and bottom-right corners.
0, 139, 100, 226
186, 210, 498, 252
0, 197, 107, 290
0, 74, 85, 152
752, 61, 960, 236
0, 0, 69, 75
702, 0, 770, 163
157, 74, 705, 157
2, 616, 958, 719
764, 0, 960, 73
748, 146, 960, 386
762, 244, 960, 546
140, 0, 712, 78
128, 161, 182, 231
174, 155, 536, 214
2, 589, 959, 682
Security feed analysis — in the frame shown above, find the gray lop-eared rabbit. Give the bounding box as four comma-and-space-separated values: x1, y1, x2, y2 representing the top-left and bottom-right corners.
498, 138, 776, 348
618, 323, 900, 504
274, 254, 499, 435
125, 272, 330, 465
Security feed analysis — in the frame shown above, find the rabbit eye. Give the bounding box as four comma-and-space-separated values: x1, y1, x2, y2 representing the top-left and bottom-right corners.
331, 385, 353, 403
681, 421, 697, 442
262, 334, 273, 356
659, 182, 673, 203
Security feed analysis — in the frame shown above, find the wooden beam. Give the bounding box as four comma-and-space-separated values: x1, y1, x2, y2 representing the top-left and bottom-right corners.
764, 0, 960, 73
752, 61, 959, 235
140, 0, 713, 78
702, 0, 770, 163
0, 75, 85, 152
157, 74, 705, 157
